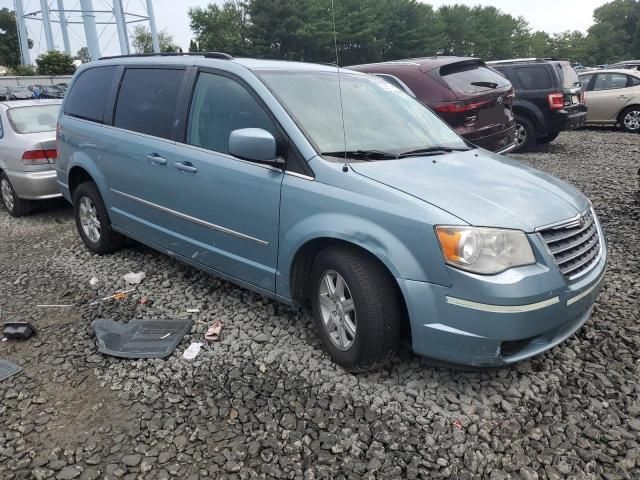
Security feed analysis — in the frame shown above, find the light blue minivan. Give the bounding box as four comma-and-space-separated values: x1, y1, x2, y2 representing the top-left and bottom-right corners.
56, 53, 606, 370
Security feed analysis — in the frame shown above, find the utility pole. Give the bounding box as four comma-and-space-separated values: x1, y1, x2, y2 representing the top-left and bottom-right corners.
40, 0, 55, 51
146, 0, 160, 53
79, 0, 101, 60
113, 0, 130, 55
14, 0, 31, 65
57, 0, 72, 56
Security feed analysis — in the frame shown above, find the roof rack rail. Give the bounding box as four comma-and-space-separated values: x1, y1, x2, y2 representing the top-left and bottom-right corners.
99, 52, 234, 61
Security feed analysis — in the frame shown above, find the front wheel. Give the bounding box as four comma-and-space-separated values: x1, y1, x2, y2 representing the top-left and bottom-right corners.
620, 106, 640, 133
73, 182, 125, 254
310, 246, 402, 371
0, 172, 31, 217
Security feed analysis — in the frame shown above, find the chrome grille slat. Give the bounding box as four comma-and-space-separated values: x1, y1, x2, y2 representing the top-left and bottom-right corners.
538, 209, 601, 279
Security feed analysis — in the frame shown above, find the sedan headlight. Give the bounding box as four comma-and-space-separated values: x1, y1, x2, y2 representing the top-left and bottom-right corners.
435, 226, 535, 274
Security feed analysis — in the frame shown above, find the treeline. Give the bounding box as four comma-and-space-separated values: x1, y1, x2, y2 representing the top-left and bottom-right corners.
188, 0, 640, 66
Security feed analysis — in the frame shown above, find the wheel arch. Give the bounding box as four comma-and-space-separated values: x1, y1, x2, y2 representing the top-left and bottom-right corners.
68, 165, 95, 197
512, 101, 545, 130
618, 104, 640, 125
288, 237, 411, 337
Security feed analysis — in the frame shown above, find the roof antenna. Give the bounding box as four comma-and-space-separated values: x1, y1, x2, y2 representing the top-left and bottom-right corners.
331, 0, 349, 173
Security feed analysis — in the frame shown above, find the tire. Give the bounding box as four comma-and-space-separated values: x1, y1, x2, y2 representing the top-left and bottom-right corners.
513, 116, 536, 152
309, 246, 402, 371
72, 181, 125, 254
619, 106, 640, 133
537, 130, 561, 144
0, 171, 31, 217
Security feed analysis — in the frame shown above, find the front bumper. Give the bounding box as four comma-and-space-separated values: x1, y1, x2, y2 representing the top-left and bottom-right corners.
399, 234, 607, 367
5, 169, 61, 200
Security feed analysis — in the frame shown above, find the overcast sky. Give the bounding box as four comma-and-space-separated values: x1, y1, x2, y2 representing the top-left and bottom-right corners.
3, 0, 610, 61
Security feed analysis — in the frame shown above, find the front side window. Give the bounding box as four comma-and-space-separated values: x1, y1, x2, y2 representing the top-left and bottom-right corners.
515, 67, 552, 90
65, 66, 118, 123
258, 71, 467, 155
186, 72, 276, 155
114, 68, 185, 139
7, 104, 60, 134
593, 73, 629, 91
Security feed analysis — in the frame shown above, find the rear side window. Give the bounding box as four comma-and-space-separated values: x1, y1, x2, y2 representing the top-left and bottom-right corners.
65, 66, 118, 123
114, 68, 185, 139
593, 73, 629, 91
7, 105, 60, 133
186, 72, 276, 155
579, 74, 593, 88
515, 67, 552, 90
554, 62, 581, 89
439, 63, 510, 94
631, 76, 640, 86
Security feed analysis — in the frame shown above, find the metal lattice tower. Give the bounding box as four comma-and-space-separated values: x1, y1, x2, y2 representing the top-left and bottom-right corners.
14, 0, 161, 64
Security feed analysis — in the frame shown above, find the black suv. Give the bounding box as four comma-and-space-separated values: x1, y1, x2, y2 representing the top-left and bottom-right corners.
488, 59, 587, 151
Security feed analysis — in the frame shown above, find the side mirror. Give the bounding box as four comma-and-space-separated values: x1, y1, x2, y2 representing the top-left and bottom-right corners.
229, 128, 280, 164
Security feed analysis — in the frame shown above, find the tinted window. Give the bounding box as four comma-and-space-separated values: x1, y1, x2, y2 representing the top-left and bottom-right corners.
65, 66, 118, 123
114, 68, 185, 139
630, 76, 640, 86
593, 73, 628, 91
187, 72, 276, 155
439, 64, 510, 93
553, 61, 581, 89
7, 105, 60, 133
515, 67, 552, 90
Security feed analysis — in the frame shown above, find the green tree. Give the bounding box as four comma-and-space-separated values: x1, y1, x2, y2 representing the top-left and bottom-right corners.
35, 51, 76, 75
189, 39, 199, 52
8, 64, 36, 76
76, 46, 91, 63
189, 1, 252, 55
584, 0, 640, 64
131, 25, 180, 53
0, 8, 33, 67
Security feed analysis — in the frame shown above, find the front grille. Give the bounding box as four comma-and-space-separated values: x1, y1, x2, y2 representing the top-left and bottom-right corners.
538, 209, 601, 279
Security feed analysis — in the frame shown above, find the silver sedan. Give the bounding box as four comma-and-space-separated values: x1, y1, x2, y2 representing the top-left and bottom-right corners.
0, 99, 61, 216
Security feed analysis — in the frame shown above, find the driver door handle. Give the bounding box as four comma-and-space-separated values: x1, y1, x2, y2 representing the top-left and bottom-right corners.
174, 161, 198, 173
147, 154, 167, 166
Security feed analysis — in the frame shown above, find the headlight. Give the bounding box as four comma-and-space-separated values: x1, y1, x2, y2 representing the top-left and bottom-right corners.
435, 226, 535, 274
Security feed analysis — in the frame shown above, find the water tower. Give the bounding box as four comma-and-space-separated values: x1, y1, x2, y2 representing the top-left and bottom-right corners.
14, 0, 161, 65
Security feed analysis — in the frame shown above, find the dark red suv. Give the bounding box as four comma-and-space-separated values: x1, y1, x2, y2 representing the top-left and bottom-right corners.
349, 57, 516, 153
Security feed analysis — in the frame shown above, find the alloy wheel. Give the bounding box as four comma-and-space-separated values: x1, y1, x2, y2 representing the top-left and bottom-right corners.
515, 123, 527, 145
1, 178, 14, 212
318, 270, 357, 351
623, 110, 640, 131
79, 196, 101, 243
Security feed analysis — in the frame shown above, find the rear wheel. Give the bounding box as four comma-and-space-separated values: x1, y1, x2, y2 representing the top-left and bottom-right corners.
537, 130, 561, 144
73, 181, 125, 254
0, 172, 31, 217
513, 116, 536, 152
620, 106, 640, 133
309, 246, 402, 371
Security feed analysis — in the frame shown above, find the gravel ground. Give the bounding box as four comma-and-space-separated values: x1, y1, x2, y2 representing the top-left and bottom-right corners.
0, 128, 639, 480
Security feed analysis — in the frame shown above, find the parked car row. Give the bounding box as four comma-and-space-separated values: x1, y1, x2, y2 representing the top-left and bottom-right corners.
0, 83, 67, 101
0, 52, 607, 372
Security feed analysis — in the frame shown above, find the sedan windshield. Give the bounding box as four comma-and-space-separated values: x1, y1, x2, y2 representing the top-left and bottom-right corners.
7, 104, 60, 134
258, 70, 468, 156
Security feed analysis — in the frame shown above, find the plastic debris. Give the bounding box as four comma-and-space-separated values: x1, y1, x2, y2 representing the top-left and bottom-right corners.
138, 296, 151, 305
89, 277, 99, 287
123, 271, 146, 285
453, 419, 464, 431
183, 342, 203, 360
186, 308, 200, 313
3, 322, 37, 341
90, 288, 136, 306
36, 304, 75, 308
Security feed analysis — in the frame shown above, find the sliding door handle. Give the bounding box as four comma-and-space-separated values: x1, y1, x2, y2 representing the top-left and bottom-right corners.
147, 154, 167, 166
174, 161, 197, 173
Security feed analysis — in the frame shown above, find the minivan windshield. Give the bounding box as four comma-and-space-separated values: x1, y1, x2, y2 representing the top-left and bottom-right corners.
258, 70, 468, 157
7, 104, 60, 134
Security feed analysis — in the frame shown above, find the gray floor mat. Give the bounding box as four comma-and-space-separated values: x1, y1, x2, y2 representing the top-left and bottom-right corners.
91, 319, 193, 359
0, 358, 22, 382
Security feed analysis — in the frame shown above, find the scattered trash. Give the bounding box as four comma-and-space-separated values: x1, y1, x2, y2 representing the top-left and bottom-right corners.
123, 271, 146, 285
0, 358, 22, 382
183, 342, 203, 360
90, 288, 136, 306
186, 308, 200, 313
229, 408, 239, 420
204, 320, 223, 343
453, 419, 464, 431
3, 322, 37, 341
91, 319, 193, 359
89, 277, 99, 287
138, 296, 152, 306
36, 304, 75, 308
259, 364, 267, 373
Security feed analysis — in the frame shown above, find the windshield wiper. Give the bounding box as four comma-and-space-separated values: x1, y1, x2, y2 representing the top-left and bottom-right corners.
321, 149, 398, 160
398, 146, 471, 158
471, 81, 499, 89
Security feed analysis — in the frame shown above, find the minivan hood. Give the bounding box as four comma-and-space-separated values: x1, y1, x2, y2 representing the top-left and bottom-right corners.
350, 150, 589, 231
